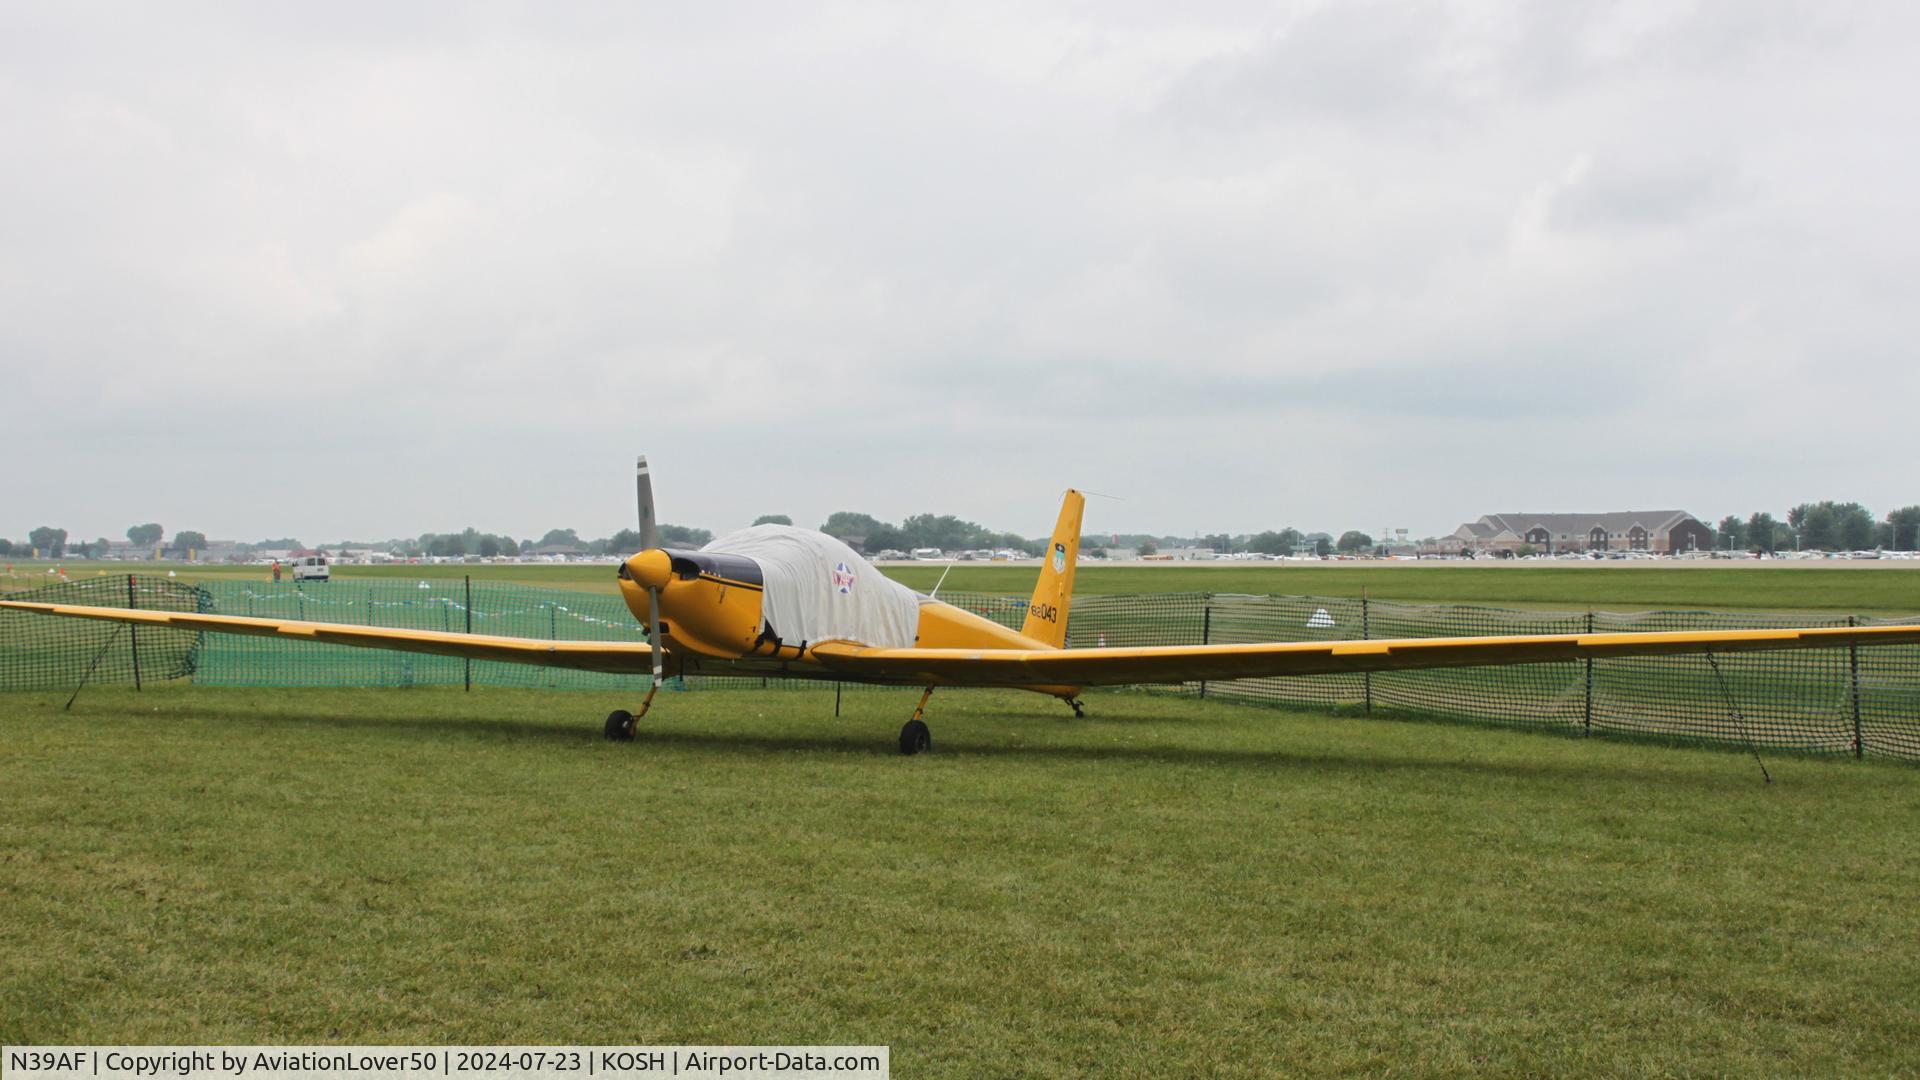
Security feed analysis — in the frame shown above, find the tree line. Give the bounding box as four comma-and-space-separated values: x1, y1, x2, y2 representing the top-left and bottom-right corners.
9, 499, 1920, 562
1712, 502, 1920, 553
820, 512, 1043, 556
1, 524, 206, 560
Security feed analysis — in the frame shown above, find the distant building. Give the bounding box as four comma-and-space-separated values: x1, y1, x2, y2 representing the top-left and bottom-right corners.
1447, 511, 1713, 556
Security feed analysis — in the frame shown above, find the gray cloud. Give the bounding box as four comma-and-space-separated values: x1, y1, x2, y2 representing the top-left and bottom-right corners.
3, 1, 1918, 544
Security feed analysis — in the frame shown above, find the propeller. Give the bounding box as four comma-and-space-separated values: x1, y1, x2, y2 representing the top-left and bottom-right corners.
636, 456, 664, 687
635, 455, 659, 551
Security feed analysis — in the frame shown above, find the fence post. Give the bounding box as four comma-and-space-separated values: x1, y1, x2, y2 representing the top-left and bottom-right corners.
464, 575, 472, 693
126, 574, 142, 692
1583, 610, 1593, 736
1362, 590, 1372, 714
1849, 615, 1863, 759
1199, 598, 1212, 699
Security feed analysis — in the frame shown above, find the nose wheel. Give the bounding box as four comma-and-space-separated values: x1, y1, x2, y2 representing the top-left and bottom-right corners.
899, 686, 936, 755
899, 719, 931, 755
603, 679, 664, 741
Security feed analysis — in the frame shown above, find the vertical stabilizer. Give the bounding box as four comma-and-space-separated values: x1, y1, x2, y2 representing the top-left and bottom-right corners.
1022, 490, 1085, 648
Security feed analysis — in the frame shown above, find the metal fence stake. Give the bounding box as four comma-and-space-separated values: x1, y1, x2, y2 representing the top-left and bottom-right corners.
1584, 610, 1594, 736
1199, 599, 1212, 699
1362, 590, 1372, 714
1849, 615, 1863, 758
464, 575, 472, 692
126, 574, 141, 692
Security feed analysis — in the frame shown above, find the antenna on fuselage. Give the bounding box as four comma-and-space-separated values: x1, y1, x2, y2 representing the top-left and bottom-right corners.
930, 557, 959, 600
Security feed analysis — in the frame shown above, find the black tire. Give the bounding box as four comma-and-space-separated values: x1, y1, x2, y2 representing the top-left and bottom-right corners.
899, 718, 931, 756
604, 709, 636, 741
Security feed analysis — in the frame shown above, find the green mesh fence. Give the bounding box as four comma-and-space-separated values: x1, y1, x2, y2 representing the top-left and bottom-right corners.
191, 580, 648, 690
4, 575, 1919, 761
0, 575, 205, 690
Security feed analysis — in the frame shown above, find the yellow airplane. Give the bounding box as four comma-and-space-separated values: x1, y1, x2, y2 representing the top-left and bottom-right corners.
6, 457, 1920, 755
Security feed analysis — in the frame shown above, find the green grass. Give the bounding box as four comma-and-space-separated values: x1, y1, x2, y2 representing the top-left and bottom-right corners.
4, 685, 1917, 1075
14, 560, 1920, 613
882, 564, 1920, 614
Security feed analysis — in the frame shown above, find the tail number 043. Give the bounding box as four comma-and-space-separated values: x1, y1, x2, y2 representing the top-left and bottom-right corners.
1029, 602, 1059, 624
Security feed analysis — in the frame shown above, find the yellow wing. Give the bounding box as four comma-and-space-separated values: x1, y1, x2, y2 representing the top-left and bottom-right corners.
0, 599, 657, 675
810, 622, 1920, 687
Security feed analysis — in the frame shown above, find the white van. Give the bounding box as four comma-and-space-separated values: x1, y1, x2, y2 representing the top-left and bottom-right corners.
292, 555, 330, 582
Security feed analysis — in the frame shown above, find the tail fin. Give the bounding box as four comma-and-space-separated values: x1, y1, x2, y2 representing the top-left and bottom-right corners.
1021, 489, 1085, 648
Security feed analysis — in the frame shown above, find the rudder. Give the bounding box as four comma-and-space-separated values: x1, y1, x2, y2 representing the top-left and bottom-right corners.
1021, 490, 1085, 648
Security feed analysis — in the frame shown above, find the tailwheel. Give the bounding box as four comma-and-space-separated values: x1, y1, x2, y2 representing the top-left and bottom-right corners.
899, 719, 932, 756
604, 709, 636, 741
1066, 697, 1087, 718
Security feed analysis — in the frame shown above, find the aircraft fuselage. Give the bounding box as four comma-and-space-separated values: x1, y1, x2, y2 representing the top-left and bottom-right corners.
615, 540, 1073, 694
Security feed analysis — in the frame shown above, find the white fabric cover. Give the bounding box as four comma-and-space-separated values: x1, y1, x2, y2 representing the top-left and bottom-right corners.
703, 525, 921, 649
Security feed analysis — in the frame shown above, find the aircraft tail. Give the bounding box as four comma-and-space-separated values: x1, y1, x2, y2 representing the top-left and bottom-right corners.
1021, 489, 1085, 648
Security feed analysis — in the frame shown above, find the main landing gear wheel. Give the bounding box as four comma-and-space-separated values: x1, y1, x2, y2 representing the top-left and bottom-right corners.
604, 709, 636, 741
899, 719, 932, 756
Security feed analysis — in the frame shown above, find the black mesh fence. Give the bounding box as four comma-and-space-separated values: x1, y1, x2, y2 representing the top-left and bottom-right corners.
4, 575, 1919, 761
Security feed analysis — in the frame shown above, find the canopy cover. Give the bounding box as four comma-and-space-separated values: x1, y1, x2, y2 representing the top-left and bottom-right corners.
703, 525, 921, 649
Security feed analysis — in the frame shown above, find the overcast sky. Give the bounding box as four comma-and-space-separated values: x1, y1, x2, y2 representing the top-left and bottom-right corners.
4, 1, 1916, 546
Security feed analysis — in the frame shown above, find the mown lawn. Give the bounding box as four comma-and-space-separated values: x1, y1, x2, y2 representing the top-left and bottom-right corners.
881, 563, 1920, 614
13, 560, 1920, 614
3, 685, 1916, 1075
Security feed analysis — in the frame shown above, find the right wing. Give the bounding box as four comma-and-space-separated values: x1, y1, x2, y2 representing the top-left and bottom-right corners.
809, 622, 1920, 687
0, 599, 657, 675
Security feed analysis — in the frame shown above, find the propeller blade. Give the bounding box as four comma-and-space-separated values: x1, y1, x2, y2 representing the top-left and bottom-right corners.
636, 455, 659, 551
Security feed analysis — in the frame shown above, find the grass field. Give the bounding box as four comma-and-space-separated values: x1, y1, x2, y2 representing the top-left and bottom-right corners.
10, 559, 1920, 614
3, 684, 1917, 1074
882, 563, 1920, 615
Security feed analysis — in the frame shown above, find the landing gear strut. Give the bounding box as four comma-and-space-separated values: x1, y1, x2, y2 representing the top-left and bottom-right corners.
603, 679, 665, 741
899, 686, 935, 755
1066, 697, 1086, 718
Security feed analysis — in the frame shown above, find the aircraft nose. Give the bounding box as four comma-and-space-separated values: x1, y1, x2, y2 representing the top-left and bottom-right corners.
625, 549, 672, 590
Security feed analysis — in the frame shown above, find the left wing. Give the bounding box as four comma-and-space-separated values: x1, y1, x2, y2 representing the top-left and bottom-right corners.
0, 600, 657, 674
810, 622, 1920, 687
